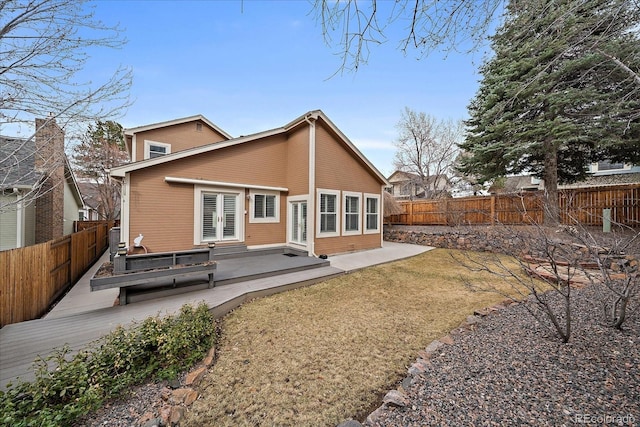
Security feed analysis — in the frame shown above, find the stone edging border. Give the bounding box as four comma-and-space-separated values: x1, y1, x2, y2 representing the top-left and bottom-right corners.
337, 298, 521, 427
137, 347, 216, 427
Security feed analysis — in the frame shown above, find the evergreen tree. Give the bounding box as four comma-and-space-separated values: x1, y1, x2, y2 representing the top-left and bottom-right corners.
73, 121, 128, 220
458, 0, 640, 224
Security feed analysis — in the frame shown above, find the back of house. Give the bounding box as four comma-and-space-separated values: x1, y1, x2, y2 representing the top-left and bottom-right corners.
111, 110, 389, 257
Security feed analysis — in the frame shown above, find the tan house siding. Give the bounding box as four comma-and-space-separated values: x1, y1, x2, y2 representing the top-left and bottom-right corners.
313, 122, 383, 255
315, 234, 381, 256
245, 195, 287, 246
134, 121, 228, 161
315, 124, 381, 193
127, 135, 290, 252
286, 126, 309, 196
129, 172, 195, 253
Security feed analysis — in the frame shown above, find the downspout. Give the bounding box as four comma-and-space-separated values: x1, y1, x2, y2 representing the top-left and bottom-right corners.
380, 185, 385, 248
119, 174, 130, 248
304, 113, 317, 257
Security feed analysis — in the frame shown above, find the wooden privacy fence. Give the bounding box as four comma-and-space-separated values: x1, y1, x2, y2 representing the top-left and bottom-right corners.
0, 220, 117, 327
386, 184, 639, 227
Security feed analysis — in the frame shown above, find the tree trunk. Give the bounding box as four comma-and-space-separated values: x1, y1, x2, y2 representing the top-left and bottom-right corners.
543, 137, 560, 226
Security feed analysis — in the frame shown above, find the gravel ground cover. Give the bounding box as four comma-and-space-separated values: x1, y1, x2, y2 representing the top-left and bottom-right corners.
368, 285, 639, 427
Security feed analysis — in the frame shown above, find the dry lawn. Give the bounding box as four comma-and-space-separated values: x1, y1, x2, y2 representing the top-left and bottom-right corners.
184, 249, 527, 427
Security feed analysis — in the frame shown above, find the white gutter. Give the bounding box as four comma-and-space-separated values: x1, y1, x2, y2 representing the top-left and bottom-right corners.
164, 176, 288, 192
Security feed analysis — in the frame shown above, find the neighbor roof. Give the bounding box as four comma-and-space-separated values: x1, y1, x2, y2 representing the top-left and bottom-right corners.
0, 136, 41, 189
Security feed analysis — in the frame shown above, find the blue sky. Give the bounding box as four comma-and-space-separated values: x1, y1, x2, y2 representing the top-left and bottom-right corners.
89, 0, 491, 176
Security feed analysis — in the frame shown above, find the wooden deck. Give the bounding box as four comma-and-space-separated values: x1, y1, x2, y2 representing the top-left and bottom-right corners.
0, 242, 432, 389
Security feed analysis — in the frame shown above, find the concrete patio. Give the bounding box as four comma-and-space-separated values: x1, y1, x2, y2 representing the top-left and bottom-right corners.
0, 242, 432, 389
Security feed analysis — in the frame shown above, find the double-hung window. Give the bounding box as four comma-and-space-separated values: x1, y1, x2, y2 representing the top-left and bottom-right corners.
250, 190, 279, 223
342, 192, 361, 235
144, 140, 171, 159
364, 194, 380, 233
317, 189, 340, 237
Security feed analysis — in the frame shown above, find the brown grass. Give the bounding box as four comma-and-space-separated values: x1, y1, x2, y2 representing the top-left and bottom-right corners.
184, 249, 526, 427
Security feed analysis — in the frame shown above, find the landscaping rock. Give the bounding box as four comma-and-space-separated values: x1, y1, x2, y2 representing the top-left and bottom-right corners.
159, 406, 172, 426
383, 390, 409, 407
139, 412, 160, 427
424, 339, 444, 354
466, 315, 480, 325
439, 334, 454, 345
185, 366, 207, 386
169, 406, 185, 425
170, 388, 198, 406
337, 419, 363, 427
141, 417, 163, 427
365, 406, 386, 425
202, 346, 216, 367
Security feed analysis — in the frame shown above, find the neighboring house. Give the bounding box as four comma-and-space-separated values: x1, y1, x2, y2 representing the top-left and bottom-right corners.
111, 110, 389, 256
560, 161, 640, 189
488, 175, 543, 194
386, 170, 451, 200
77, 181, 110, 221
489, 162, 640, 194
0, 118, 84, 251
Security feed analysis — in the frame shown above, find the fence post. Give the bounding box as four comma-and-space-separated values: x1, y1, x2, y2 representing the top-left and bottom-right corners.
409, 201, 414, 226
490, 196, 496, 225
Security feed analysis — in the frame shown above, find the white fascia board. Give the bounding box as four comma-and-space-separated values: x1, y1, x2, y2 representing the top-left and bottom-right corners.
110, 128, 285, 177
165, 177, 288, 192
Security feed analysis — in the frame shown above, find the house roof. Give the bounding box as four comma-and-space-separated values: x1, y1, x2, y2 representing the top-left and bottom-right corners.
489, 175, 542, 193
387, 170, 451, 186
0, 135, 84, 207
560, 172, 640, 189
0, 136, 41, 189
111, 110, 389, 186
123, 114, 232, 140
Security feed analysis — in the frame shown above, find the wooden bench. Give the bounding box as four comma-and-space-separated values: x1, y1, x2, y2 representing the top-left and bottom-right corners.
90, 246, 217, 305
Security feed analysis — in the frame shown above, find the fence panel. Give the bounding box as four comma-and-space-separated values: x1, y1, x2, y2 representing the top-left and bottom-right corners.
387, 184, 639, 227
1, 220, 116, 327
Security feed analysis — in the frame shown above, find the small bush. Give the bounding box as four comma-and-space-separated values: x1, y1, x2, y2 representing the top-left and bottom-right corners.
0, 302, 215, 427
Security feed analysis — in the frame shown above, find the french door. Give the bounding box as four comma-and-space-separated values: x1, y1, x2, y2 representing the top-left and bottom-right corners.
202, 192, 238, 241
290, 201, 307, 245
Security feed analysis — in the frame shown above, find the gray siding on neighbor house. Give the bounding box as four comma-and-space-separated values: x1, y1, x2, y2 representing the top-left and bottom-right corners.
0, 193, 18, 250
63, 181, 80, 236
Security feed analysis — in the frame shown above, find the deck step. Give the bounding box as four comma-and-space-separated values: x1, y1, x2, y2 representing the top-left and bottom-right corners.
212, 246, 307, 260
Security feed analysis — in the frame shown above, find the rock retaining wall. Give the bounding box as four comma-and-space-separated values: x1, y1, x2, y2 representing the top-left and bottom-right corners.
384, 225, 530, 255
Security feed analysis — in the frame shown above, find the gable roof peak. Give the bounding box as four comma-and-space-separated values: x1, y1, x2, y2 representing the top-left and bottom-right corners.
124, 114, 232, 139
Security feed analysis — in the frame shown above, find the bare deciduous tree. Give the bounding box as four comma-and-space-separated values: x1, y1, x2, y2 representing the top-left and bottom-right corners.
1, 0, 132, 214
456, 209, 639, 343
73, 121, 128, 220
312, 0, 503, 73
393, 108, 462, 198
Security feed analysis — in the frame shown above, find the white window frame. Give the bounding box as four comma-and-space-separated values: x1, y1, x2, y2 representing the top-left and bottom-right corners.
364, 193, 381, 234
316, 189, 340, 238
193, 185, 243, 245
287, 194, 309, 248
144, 140, 171, 160
342, 191, 362, 236
249, 189, 280, 223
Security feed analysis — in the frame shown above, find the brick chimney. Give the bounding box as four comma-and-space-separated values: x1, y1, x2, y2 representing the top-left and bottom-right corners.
34, 117, 66, 243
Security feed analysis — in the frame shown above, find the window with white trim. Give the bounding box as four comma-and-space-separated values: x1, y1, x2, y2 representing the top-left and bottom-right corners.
342, 192, 361, 235
144, 140, 171, 159
364, 194, 380, 233
317, 189, 340, 237
250, 190, 280, 223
